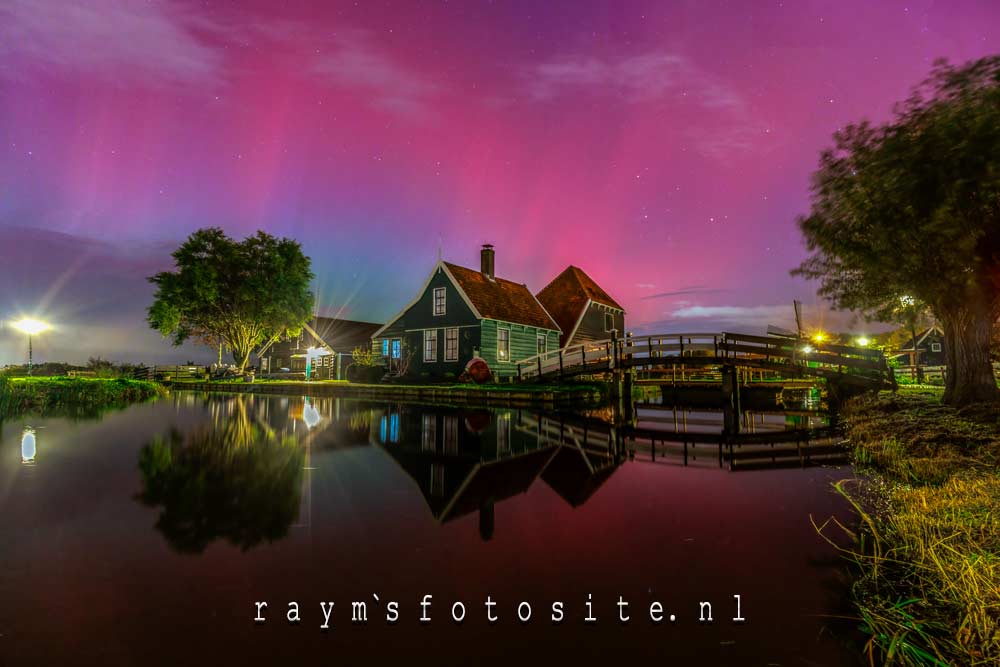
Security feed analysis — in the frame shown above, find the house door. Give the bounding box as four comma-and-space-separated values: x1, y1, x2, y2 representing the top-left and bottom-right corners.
390, 338, 402, 372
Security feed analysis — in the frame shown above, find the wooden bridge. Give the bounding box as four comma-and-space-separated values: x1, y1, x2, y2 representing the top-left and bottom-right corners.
514, 332, 894, 391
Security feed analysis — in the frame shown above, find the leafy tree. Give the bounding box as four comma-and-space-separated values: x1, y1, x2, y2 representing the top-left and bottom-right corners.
794, 56, 1000, 406
147, 228, 314, 373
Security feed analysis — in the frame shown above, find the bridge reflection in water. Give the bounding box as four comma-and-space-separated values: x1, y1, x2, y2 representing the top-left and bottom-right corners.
369, 398, 846, 541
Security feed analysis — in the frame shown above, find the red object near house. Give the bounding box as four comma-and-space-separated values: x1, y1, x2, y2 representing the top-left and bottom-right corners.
464, 356, 492, 384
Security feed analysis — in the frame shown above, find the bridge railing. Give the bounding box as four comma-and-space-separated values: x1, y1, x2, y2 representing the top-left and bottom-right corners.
515, 339, 614, 380
514, 331, 892, 387
620, 333, 722, 364
717, 332, 889, 377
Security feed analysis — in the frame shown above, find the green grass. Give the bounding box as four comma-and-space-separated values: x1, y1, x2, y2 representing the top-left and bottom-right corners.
820, 391, 1000, 665
0, 376, 165, 419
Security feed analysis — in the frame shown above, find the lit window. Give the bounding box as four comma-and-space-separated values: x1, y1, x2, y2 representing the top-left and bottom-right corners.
497, 412, 511, 456
391, 339, 401, 360
497, 328, 510, 361
445, 328, 459, 361
931, 342, 942, 352
382, 339, 389, 356
537, 334, 547, 355
424, 329, 438, 362
433, 287, 446, 316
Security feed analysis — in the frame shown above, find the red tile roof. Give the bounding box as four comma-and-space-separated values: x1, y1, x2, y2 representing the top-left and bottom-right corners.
443, 262, 560, 331
536, 266, 623, 343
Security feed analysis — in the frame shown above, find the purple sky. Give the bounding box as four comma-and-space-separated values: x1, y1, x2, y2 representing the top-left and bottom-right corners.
1, 0, 998, 365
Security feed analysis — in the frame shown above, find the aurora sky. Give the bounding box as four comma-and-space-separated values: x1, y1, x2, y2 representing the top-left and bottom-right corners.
2, 0, 999, 364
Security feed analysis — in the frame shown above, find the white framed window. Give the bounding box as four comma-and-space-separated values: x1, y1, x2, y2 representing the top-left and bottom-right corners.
497, 328, 510, 362
433, 287, 446, 316
443, 416, 459, 455
422, 414, 436, 451
537, 334, 547, 355
430, 463, 444, 497
445, 327, 459, 361
605, 312, 614, 332
381, 339, 389, 356
931, 342, 942, 352
424, 329, 438, 362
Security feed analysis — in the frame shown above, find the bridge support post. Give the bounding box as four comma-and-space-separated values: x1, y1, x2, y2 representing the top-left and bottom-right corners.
721, 364, 741, 435
610, 368, 635, 426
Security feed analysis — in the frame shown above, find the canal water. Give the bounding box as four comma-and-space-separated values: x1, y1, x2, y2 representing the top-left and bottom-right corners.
0, 391, 862, 666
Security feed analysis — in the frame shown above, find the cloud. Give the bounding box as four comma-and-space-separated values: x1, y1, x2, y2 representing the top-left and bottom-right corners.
0, 0, 225, 89
669, 304, 794, 327
641, 286, 725, 300
525, 51, 742, 109
309, 30, 442, 120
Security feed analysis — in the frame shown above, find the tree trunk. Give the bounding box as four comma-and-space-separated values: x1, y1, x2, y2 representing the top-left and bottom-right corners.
939, 301, 1000, 406
231, 344, 252, 373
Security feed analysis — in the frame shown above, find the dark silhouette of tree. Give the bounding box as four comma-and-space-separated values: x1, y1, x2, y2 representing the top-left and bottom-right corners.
137, 408, 304, 554
794, 56, 1000, 406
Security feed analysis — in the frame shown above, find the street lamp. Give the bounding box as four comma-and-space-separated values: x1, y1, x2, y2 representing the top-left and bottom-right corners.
12, 318, 51, 376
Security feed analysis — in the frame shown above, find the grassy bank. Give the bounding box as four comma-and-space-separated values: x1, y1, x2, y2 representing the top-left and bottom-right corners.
829, 387, 999, 666
0, 376, 165, 418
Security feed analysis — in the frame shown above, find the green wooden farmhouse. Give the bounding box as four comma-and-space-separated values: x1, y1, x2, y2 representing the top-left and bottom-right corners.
372, 245, 561, 379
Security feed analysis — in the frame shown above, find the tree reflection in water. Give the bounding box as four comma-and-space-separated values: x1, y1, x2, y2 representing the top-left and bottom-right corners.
137, 394, 305, 554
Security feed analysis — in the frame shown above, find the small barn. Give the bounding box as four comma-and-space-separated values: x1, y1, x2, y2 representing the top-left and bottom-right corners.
892, 325, 946, 367
261, 316, 382, 379
536, 265, 625, 348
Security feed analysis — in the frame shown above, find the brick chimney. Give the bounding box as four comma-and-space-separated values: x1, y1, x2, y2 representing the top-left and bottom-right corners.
480, 244, 495, 280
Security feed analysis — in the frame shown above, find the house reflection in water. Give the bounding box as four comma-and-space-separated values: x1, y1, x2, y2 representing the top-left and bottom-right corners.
371, 406, 621, 540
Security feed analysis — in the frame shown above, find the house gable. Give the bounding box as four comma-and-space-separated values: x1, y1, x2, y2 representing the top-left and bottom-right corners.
373, 261, 483, 340
537, 265, 625, 347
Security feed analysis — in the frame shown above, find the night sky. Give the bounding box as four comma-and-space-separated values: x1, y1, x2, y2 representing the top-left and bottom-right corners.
2, 0, 999, 364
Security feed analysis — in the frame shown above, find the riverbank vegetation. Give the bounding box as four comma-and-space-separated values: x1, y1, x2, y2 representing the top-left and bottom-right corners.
0, 376, 164, 418
826, 388, 999, 666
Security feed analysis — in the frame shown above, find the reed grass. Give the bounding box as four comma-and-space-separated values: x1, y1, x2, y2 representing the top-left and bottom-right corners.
822, 391, 1000, 666
0, 376, 164, 418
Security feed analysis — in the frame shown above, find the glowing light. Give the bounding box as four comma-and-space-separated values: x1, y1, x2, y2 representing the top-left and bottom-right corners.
801, 345, 815, 354
856, 336, 870, 347
21, 428, 36, 464
12, 318, 50, 335
811, 332, 826, 344
302, 398, 322, 429
899, 295, 915, 307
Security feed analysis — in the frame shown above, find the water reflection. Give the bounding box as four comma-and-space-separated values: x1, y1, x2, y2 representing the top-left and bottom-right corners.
137, 395, 306, 554
136, 393, 844, 550
21, 427, 36, 465
3, 392, 858, 665
371, 406, 623, 540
